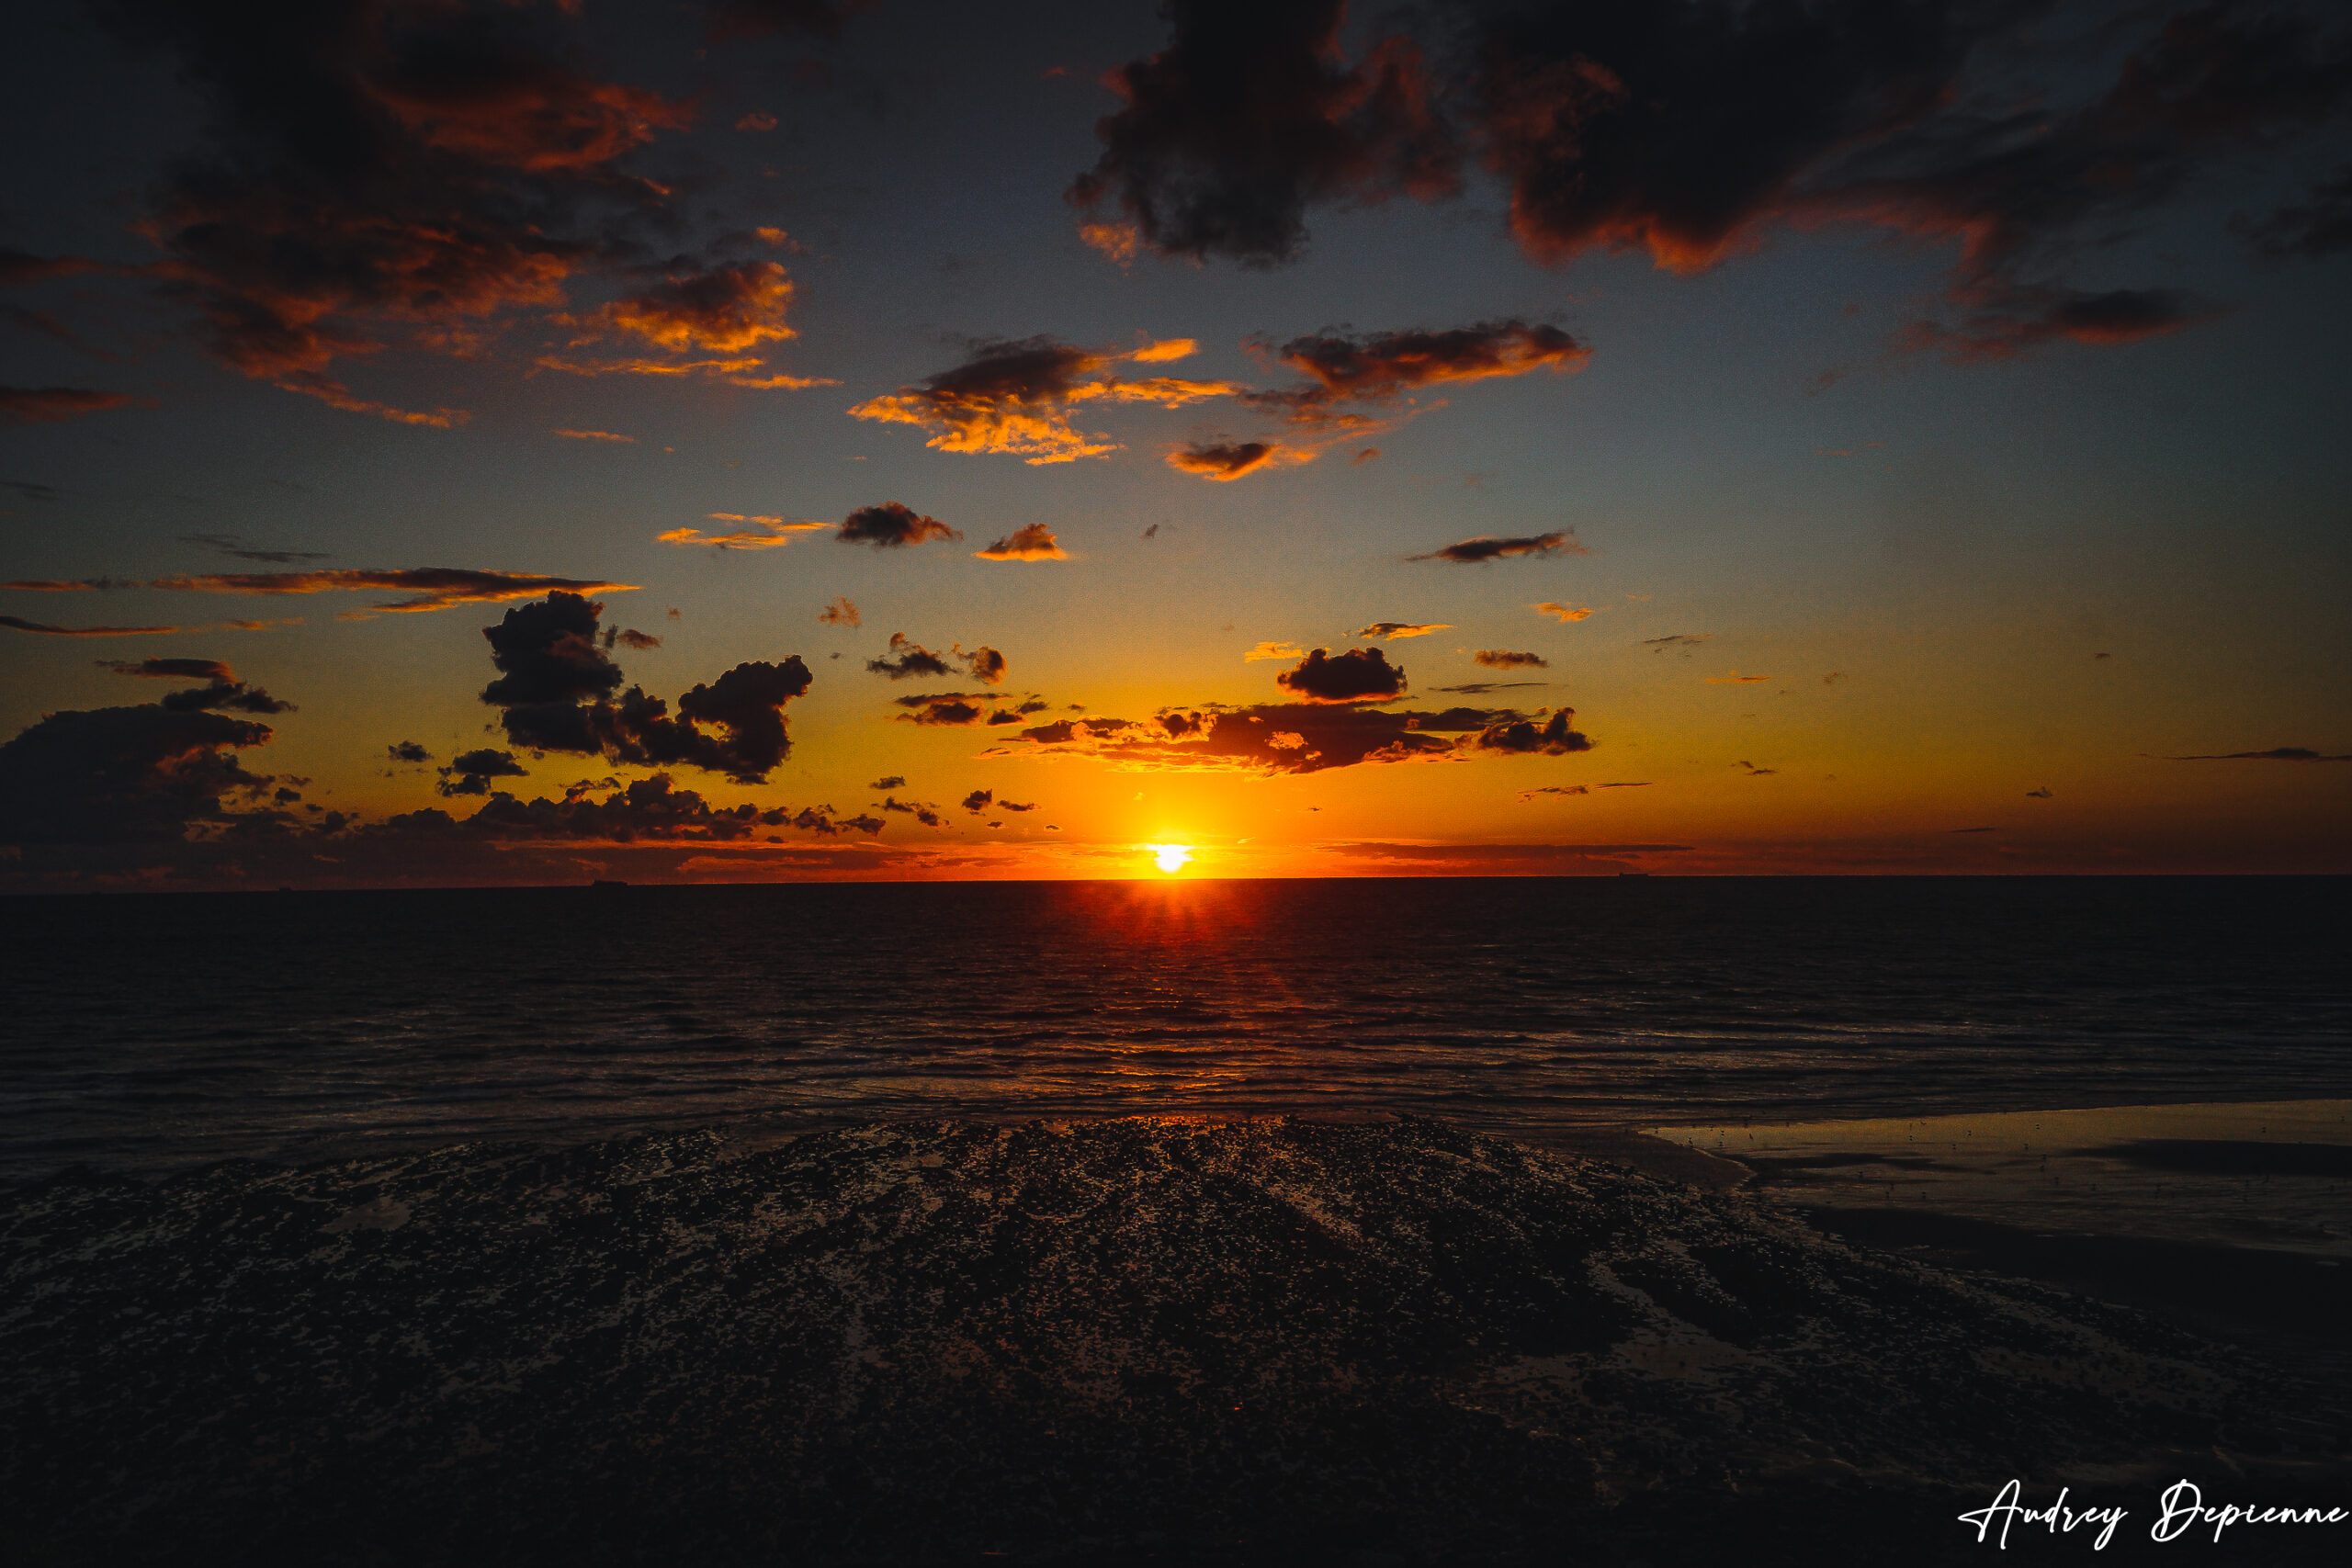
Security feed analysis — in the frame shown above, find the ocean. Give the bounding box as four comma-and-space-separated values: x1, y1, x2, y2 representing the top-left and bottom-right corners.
5, 875, 2344, 1181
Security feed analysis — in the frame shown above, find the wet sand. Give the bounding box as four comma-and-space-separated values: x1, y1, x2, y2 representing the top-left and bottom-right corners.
6, 1114, 2348, 1565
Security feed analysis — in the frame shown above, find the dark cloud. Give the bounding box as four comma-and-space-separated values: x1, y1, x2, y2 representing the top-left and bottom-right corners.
1079, 2, 2352, 358
1474, 649, 1549, 669
2166, 746, 2352, 761
999, 799, 1037, 812
867, 633, 954, 680
1409, 531, 1584, 563
0, 387, 137, 425
436, 747, 528, 796
142, 567, 639, 615
479, 592, 813, 783
0, 702, 277, 844
156, 678, 294, 716
1167, 440, 1277, 479
1470, 710, 1592, 755
974, 523, 1069, 559
868, 775, 905, 790
707, 0, 855, 42
388, 740, 431, 763
398, 773, 884, 844
1645, 633, 1711, 651
962, 645, 1007, 685
1356, 621, 1451, 639
2025, 786, 2052, 797
1736, 760, 1778, 775
849, 337, 1231, 463
961, 788, 992, 813
837, 502, 963, 548
986, 710, 1022, 726
988, 700, 1573, 776
1276, 646, 1408, 704
1244, 321, 1588, 417
179, 533, 330, 564
1067, 0, 1456, 265
481, 592, 626, 707
610, 628, 661, 650
2240, 162, 2352, 256
97, 0, 718, 423
900, 698, 984, 727
99, 657, 235, 682
877, 795, 948, 828
1432, 681, 1547, 695
3, 615, 182, 637
0, 249, 100, 288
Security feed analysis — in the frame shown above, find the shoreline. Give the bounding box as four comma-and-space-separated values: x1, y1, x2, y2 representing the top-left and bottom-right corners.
5, 1112, 2346, 1564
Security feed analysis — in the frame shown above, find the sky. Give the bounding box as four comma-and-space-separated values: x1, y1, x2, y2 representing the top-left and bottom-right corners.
1, 0, 2346, 889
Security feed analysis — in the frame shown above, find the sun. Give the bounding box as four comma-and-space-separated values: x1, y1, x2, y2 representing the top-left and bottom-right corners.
1146, 843, 1193, 874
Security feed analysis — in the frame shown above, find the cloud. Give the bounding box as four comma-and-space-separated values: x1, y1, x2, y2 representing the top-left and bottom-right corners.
2, 615, 181, 637
1706, 671, 1771, 684
406, 773, 885, 845
1823, 671, 1846, 685
1067, 0, 1456, 265
98, 0, 727, 422
1534, 602, 1591, 622
1521, 784, 1586, 798
1430, 681, 1547, 695
0, 699, 278, 845
1645, 634, 1711, 651
820, 596, 862, 626
479, 592, 812, 784
0, 249, 100, 288
179, 534, 331, 565
848, 337, 1233, 464
960, 645, 1008, 685
1409, 531, 1585, 563
999, 799, 1037, 812
988, 704, 1479, 776
1276, 646, 1408, 703
554, 261, 821, 388
1351, 447, 1381, 464
867, 634, 953, 680
1736, 760, 1778, 775
2025, 786, 2052, 798
553, 428, 634, 443
388, 740, 432, 763
2165, 747, 2352, 761
1245, 321, 1589, 414
1243, 641, 1307, 662
837, 502, 963, 548
659, 514, 829, 549
610, 628, 661, 650
868, 776, 906, 790
1354, 621, 1450, 639
1076, 3, 2352, 361
1474, 649, 1548, 669
894, 694, 986, 727
974, 523, 1068, 560
139, 567, 639, 615
1166, 440, 1280, 479
100, 656, 295, 716
0, 387, 137, 425
877, 795, 948, 828
707, 0, 855, 42
962, 788, 993, 813
437, 747, 529, 797
1469, 710, 1592, 755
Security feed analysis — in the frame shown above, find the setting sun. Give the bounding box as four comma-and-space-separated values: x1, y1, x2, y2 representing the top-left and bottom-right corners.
1146, 843, 1193, 874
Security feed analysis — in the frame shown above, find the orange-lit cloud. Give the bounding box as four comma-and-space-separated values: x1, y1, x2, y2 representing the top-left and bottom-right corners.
1166, 440, 1279, 479
819, 596, 861, 627
850, 337, 1235, 464
553, 428, 634, 443
659, 514, 829, 550
974, 524, 1068, 560
1244, 641, 1306, 662
1535, 602, 1591, 622
571, 261, 797, 355
1475, 650, 1549, 669
140, 568, 639, 615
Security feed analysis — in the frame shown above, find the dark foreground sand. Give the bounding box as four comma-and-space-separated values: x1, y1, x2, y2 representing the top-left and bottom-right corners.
4, 1116, 2346, 1566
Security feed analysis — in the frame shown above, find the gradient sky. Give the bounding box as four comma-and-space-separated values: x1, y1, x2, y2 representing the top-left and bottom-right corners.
3, 0, 2347, 888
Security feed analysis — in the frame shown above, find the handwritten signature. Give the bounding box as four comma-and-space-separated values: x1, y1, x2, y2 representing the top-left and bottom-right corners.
1958, 1479, 2348, 1548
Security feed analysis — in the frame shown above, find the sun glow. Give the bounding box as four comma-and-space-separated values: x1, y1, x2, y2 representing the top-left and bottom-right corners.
1146, 843, 1193, 874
